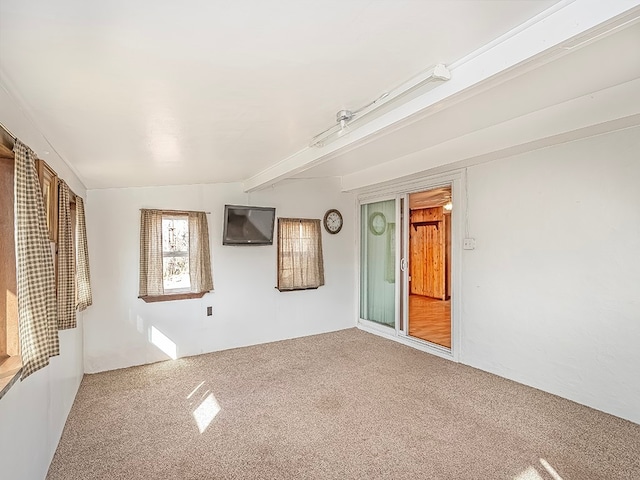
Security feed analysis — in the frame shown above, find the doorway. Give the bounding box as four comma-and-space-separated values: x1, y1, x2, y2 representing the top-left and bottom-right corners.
358, 171, 461, 360
406, 186, 452, 348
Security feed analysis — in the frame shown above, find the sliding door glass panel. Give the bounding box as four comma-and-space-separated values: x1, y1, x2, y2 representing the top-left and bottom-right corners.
360, 200, 396, 327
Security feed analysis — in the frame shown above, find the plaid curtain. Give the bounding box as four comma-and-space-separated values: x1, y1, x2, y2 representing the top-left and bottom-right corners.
277, 218, 325, 291
139, 209, 164, 296
14, 139, 59, 379
75, 196, 93, 311
57, 180, 76, 329
188, 211, 213, 293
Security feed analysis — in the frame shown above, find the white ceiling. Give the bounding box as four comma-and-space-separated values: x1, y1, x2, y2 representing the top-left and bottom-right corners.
298, 18, 640, 190
0, 0, 565, 189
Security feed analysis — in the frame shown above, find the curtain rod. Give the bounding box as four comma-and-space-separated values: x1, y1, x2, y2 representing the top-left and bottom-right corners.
0, 122, 79, 203
140, 208, 211, 215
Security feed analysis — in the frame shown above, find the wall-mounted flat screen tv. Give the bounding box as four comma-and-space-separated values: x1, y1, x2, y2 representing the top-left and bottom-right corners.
222, 205, 276, 245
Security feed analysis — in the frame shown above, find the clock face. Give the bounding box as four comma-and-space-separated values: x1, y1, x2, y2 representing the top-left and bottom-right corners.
323, 209, 343, 234
369, 212, 386, 235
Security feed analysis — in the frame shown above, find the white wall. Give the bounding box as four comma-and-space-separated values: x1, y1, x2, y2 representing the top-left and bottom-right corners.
0, 328, 84, 479
460, 127, 640, 424
83, 177, 355, 373
1, 84, 87, 480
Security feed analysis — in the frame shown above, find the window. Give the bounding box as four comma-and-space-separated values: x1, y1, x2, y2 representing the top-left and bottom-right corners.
57, 179, 78, 330
277, 218, 325, 291
1, 137, 90, 391
139, 209, 213, 302
56, 179, 92, 329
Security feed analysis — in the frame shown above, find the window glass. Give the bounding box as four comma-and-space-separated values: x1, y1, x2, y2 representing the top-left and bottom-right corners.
360, 200, 396, 327
162, 216, 190, 291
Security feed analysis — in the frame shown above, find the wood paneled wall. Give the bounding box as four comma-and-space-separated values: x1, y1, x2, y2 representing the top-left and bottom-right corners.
445, 212, 451, 300
409, 206, 448, 300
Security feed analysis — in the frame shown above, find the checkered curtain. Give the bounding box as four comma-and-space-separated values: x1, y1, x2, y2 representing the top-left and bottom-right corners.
139, 209, 164, 296
14, 139, 59, 379
57, 180, 76, 329
188, 211, 213, 293
277, 218, 325, 291
75, 196, 93, 311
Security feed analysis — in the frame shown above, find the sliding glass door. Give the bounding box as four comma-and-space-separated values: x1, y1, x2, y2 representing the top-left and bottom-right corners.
358, 174, 461, 362
360, 199, 397, 327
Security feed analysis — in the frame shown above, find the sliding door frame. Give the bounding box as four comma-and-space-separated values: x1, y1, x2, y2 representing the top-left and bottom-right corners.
356, 169, 465, 363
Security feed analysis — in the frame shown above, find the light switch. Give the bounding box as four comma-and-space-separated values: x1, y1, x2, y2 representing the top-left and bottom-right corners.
463, 238, 476, 250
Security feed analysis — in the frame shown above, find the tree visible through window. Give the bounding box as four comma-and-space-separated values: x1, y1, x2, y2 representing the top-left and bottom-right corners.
162, 216, 190, 292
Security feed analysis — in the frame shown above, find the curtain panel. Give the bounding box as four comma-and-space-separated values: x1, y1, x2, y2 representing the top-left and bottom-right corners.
139, 209, 164, 297
14, 139, 59, 379
75, 196, 93, 311
277, 218, 325, 291
57, 180, 76, 329
188, 211, 214, 293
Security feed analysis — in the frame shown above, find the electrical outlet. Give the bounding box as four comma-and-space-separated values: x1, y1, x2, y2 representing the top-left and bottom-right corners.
463, 238, 476, 250
206, 306, 212, 316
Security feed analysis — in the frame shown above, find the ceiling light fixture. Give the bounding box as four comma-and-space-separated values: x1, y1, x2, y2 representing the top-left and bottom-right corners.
310, 63, 451, 148
310, 95, 387, 147
336, 109, 353, 132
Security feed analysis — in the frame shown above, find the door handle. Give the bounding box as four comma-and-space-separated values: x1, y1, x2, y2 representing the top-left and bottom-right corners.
400, 258, 407, 272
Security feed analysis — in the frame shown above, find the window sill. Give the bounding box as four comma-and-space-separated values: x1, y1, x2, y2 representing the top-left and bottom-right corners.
0, 355, 22, 401
276, 286, 320, 292
139, 292, 208, 303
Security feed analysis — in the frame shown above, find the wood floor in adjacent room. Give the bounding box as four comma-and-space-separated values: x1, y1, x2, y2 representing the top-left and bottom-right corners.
408, 294, 451, 348
47, 329, 640, 480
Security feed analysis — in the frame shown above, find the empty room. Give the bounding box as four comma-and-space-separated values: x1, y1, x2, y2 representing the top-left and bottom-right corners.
1, 1, 639, 479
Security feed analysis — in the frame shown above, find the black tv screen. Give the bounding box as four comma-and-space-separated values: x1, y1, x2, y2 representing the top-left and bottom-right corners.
222, 205, 276, 245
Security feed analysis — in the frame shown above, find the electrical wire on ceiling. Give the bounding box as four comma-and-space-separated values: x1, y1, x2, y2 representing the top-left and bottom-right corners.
309, 63, 451, 148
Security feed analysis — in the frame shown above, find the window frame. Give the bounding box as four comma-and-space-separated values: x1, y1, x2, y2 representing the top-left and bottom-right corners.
0, 149, 79, 395
0, 153, 21, 398
1, 132, 88, 397
139, 209, 211, 303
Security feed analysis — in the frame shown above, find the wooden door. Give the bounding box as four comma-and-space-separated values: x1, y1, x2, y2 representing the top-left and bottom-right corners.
409, 207, 445, 299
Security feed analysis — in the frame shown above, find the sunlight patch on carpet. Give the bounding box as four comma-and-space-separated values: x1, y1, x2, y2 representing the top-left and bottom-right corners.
187, 381, 205, 399
540, 458, 564, 480
513, 466, 544, 480
193, 393, 221, 433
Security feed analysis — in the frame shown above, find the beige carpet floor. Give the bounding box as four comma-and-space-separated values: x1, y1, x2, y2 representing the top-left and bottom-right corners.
48, 329, 640, 479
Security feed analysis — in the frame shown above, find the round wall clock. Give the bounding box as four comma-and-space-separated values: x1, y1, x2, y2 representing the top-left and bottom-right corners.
323, 209, 343, 234
369, 211, 386, 235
